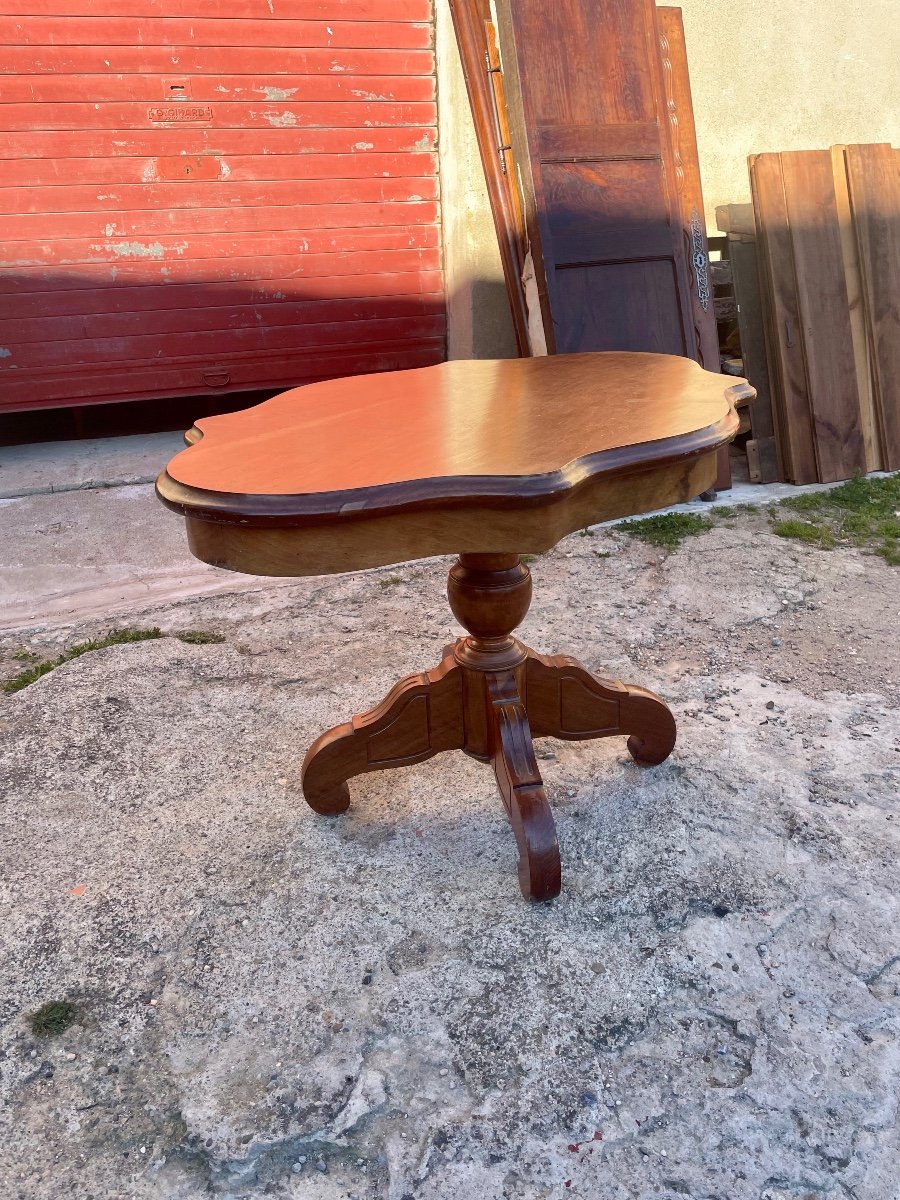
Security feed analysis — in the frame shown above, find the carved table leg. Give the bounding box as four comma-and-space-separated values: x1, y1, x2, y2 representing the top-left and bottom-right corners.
486, 671, 561, 902
301, 552, 677, 901
524, 649, 676, 766
301, 649, 465, 814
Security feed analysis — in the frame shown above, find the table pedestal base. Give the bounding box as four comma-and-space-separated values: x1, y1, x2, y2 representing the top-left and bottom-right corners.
301, 554, 676, 900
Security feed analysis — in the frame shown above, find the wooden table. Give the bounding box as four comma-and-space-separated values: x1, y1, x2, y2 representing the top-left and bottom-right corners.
157, 352, 749, 900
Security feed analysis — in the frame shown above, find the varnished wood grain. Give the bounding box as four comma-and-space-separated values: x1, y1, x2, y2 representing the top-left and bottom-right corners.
160, 355, 744, 899
750, 152, 818, 484
831, 145, 881, 474
779, 150, 865, 482
158, 352, 746, 531
493, 0, 700, 360
180, 450, 719, 576
845, 143, 900, 471
657, 7, 719, 372
299, 552, 679, 901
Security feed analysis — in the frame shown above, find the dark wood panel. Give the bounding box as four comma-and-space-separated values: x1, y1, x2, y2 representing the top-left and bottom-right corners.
536, 122, 659, 162
656, 7, 718, 372
750, 152, 818, 483
727, 236, 781, 481
543, 160, 674, 265
552, 261, 686, 355
493, 0, 695, 361
779, 150, 864, 482
845, 143, 900, 470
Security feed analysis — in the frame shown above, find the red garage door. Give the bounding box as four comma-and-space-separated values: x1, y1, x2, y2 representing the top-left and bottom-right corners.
0, 0, 445, 413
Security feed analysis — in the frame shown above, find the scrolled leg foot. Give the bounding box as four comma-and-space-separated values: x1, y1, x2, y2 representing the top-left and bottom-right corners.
524, 649, 676, 766
622, 685, 677, 767
300, 650, 464, 814
486, 672, 561, 902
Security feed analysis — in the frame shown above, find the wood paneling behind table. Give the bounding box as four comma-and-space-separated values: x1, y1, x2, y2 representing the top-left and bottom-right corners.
844, 143, 900, 471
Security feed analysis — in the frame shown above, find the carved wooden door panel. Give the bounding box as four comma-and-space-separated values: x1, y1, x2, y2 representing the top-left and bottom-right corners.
492, 0, 713, 364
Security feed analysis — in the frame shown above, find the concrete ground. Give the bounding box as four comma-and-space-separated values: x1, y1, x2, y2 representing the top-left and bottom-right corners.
0, 435, 898, 1200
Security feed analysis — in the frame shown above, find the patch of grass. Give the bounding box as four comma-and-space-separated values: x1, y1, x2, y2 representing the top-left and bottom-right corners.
736, 503, 760, 513
4, 627, 163, 694
578, 527, 595, 537
378, 575, 405, 589
11, 649, 40, 662
521, 554, 539, 564
772, 518, 835, 548
176, 630, 225, 645
615, 512, 712, 549
30, 1000, 79, 1038
772, 473, 900, 564
709, 505, 736, 518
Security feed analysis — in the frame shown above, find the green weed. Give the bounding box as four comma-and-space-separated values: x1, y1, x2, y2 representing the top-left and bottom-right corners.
772, 474, 900, 564
615, 512, 712, 549
4, 626, 227, 694
30, 1000, 79, 1038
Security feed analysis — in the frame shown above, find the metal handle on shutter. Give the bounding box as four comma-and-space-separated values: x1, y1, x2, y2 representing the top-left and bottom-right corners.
485, 53, 511, 176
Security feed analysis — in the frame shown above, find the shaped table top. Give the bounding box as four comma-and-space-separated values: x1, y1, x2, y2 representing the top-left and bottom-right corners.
158, 353, 748, 526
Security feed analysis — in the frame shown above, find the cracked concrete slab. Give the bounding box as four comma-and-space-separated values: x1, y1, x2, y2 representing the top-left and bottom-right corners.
0, 487, 898, 1200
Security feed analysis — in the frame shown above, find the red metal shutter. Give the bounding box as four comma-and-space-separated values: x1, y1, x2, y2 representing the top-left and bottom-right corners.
0, 0, 445, 413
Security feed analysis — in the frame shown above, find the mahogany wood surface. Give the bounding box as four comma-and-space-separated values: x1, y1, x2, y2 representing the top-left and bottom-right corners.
159, 353, 747, 900
492, 0, 709, 366
157, 352, 746, 575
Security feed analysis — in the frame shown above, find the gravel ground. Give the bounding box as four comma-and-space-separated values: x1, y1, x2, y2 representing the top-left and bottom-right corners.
1, 502, 898, 1200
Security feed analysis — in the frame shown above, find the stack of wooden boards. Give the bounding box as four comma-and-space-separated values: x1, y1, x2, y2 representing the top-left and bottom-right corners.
748, 144, 900, 483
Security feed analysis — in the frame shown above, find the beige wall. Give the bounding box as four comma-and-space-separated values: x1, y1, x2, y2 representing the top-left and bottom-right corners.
436, 0, 900, 358
677, 0, 900, 226
435, 1, 517, 360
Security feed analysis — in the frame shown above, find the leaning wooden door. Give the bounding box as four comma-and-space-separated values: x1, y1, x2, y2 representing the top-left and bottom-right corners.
493, 0, 708, 362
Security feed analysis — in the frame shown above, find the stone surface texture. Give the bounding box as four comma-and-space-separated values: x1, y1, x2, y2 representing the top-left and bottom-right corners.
1, 483, 898, 1200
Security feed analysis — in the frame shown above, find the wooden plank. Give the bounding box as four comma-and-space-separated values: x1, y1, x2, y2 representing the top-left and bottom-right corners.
4, 200, 440, 241
0, 292, 444, 344
1, 0, 433, 18
0, 270, 444, 321
845, 143, 900, 471
728, 236, 781, 482
0, 224, 440, 268
0, 246, 443, 292
657, 7, 718, 371
0, 314, 447, 371
831, 144, 881, 472
0, 44, 436, 76
2, 176, 439, 215
0, 72, 436, 103
0, 341, 447, 412
749, 152, 818, 483
446, 0, 529, 354
779, 149, 864, 482
0, 125, 438, 160
0, 16, 434, 49
715, 203, 755, 237
0, 151, 438, 188
0, 100, 437, 131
